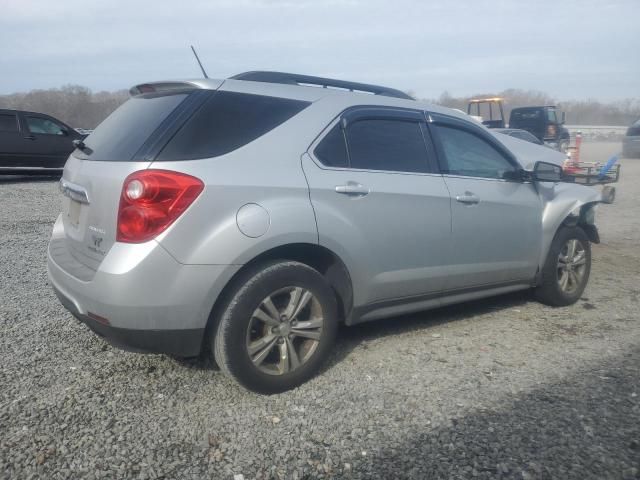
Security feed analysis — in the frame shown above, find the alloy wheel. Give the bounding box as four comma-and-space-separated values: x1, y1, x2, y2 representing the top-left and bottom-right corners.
556, 238, 587, 294
246, 286, 324, 375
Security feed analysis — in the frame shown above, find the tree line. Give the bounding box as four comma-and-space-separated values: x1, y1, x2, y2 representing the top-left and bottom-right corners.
1, 84, 638, 129
0, 85, 128, 129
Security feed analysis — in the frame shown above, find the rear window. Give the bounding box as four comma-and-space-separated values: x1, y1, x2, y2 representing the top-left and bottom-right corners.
0, 113, 18, 132
510, 130, 541, 144
75, 92, 189, 161
156, 91, 310, 160
510, 109, 541, 123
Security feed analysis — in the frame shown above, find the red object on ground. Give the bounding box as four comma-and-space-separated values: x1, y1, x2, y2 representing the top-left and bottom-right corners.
574, 132, 582, 163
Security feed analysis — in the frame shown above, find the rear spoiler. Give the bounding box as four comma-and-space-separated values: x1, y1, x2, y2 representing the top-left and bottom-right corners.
129, 81, 214, 97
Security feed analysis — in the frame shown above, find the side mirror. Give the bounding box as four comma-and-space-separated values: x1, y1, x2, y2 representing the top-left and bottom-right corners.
561, 112, 566, 124
60, 127, 69, 136
532, 161, 563, 182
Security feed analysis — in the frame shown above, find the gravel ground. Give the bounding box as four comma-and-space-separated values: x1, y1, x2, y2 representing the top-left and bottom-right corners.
1, 142, 639, 479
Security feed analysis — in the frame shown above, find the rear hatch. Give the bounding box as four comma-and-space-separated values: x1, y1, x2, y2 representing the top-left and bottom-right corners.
58, 83, 214, 271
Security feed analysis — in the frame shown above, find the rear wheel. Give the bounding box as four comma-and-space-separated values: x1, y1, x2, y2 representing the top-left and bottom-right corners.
535, 226, 591, 306
213, 260, 338, 394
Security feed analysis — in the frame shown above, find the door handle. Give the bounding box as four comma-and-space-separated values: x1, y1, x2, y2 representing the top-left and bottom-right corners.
24, 135, 36, 140
335, 182, 369, 196
455, 193, 480, 205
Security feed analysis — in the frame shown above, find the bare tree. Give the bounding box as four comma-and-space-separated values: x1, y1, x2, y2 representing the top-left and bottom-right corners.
1, 85, 638, 128
0, 85, 128, 129
429, 89, 640, 126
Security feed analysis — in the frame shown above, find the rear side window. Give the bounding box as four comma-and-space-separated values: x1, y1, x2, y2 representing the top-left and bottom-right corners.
346, 119, 429, 173
314, 124, 349, 168
157, 92, 310, 160
435, 125, 515, 179
0, 113, 18, 132
76, 92, 189, 161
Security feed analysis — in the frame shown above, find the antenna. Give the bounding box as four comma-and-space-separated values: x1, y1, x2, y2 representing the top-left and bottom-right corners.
190, 45, 209, 79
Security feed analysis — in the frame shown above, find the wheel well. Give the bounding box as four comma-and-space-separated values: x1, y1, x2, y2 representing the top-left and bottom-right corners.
245, 244, 353, 318
204, 243, 353, 347
561, 202, 600, 244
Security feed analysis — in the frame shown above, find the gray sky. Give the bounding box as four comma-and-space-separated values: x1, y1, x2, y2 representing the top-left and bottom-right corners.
1, 0, 638, 101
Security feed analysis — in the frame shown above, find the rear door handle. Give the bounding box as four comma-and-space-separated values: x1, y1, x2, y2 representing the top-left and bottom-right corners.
455, 193, 480, 205
24, 135, 36, 140
335, 182, 369, 196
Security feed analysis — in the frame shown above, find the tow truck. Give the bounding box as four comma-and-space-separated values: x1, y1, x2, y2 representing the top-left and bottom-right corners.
467, 98, 570, 152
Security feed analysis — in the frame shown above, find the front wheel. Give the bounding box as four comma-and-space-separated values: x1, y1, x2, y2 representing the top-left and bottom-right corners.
535, 226, 591, 306
213, 260, 338, 394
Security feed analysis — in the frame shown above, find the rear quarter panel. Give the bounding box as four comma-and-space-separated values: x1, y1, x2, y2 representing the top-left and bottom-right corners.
152, 100, 346, 265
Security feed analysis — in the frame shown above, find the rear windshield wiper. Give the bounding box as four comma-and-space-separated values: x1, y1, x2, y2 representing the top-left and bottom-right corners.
73, 139, 87, 151
73, 139, 93, 155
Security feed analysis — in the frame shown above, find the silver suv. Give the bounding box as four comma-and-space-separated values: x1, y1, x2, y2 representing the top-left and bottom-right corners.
48, 71, 604, 393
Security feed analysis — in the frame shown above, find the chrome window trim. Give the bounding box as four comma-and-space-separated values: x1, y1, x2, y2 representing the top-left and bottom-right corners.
307, 108, 440, 176
59, 178, 91, 204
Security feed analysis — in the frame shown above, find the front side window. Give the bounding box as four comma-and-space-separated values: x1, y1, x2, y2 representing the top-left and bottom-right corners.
546, 109, 558, 123
435, 125, 515, 179
346, 119, 429, 173
26, 116, 65, 135
0, 113, 18, 132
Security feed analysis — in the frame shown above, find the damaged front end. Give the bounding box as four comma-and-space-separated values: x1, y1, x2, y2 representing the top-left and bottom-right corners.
495, 132, 615, 268
537, 181, 604, 268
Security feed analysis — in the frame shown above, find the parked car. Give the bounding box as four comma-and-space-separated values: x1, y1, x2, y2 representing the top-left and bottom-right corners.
494, 128, 544, 145
622, 119, 640, 158
0, 109, 86, 174
48, 72, 605, 393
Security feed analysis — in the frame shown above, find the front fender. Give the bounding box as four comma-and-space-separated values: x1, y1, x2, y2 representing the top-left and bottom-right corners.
538, 182, 603, 268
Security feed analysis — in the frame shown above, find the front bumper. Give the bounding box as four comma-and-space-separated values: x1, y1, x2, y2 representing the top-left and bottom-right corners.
47, 215, 240, 357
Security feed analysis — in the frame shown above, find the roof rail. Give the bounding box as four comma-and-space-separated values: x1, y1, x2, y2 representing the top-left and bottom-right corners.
230, 71, 414, 100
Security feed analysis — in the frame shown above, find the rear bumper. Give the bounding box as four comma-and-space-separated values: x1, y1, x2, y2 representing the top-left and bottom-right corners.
52, 284, 204, 356
47, 215, 241, 357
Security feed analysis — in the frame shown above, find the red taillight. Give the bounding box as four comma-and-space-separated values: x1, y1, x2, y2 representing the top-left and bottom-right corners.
116, 170, 204, 243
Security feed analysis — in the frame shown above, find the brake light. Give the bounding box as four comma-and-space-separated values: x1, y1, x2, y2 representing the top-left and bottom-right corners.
117, 170, 204, 243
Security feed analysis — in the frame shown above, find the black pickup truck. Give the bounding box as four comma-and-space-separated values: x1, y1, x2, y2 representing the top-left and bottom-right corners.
509, 106, 571, 153
468, 99, 571, 153
0, 109, 86, 175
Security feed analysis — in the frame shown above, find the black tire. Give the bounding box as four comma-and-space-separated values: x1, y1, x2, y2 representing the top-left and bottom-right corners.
212, 260, 338, 394
535, 225, 591, 306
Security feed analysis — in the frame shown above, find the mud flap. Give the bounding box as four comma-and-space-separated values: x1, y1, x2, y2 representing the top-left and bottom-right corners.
581, 224, 600, 244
